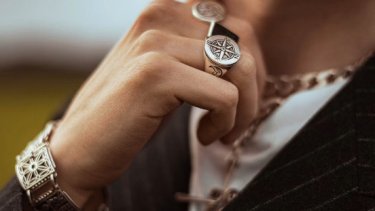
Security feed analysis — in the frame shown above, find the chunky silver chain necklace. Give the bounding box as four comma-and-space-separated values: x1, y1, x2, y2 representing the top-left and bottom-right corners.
175, 54, 371, 211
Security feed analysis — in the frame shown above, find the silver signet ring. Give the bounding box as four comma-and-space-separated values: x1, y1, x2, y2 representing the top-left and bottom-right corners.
204, 35, 241, 77
192, 1, 226, 23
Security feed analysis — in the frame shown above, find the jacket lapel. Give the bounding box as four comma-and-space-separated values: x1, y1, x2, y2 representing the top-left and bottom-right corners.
225, 57, 375, 211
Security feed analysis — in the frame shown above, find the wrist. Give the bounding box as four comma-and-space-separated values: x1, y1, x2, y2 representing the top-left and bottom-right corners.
49, 123, 97, 208
54, 176, 94, 208
15, 121, 85, 210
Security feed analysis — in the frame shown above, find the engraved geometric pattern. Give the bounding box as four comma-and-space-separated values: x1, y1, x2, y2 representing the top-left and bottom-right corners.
18, 139, 43, 161
16, 145, 55, 190
207, 37, 240, 61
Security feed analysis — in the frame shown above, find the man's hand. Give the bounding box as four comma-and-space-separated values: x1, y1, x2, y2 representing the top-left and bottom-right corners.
48, 0, 265, 207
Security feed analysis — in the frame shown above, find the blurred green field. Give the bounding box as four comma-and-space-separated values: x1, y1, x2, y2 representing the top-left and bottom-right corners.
0, 69, 87, 188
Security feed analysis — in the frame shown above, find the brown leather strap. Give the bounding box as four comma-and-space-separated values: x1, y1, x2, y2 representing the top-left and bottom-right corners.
35, 190, 79, 211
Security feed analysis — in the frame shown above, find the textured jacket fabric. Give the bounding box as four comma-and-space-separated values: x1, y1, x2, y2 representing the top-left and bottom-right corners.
1, 57, 375, 211
224, 58, 375, 211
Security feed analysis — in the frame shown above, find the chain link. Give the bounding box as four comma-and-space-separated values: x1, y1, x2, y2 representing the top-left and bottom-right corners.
176, 54, 371, 210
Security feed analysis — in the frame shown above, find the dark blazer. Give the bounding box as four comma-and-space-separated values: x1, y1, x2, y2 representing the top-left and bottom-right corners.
1, 57, 375, 211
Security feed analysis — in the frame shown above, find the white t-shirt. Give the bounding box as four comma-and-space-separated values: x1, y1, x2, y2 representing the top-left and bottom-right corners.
188, 79, 349, 211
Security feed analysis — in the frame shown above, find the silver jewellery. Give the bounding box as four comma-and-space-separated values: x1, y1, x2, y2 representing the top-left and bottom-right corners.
175, 54, 372, 210
15, 122, 79, 211
192, 0, 226, 23
192, 0, 241, 77
205, 33, 241, 77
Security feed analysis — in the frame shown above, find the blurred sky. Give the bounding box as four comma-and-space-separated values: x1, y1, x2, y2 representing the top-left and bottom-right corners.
0, 0, 152, 70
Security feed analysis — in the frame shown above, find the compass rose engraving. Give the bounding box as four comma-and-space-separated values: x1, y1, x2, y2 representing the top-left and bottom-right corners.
204, 35, 241, 67
207, 37, 240, 61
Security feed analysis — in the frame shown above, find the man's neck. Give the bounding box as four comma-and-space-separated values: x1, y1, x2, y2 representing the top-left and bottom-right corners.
226, 0, 375, 75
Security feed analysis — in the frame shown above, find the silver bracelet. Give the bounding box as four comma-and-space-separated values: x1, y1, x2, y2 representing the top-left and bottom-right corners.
15, 121, 80, 211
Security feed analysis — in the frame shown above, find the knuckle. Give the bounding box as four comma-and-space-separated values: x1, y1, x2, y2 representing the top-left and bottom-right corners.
208, 114, 234, 137
142, 29, 165, 40
239, 52, 256, 77
135, 29, 166, 52
242, 51, 256, 67
136, 3, 176, 30
142, 51, 167, 63
216, 120, 236, 139
134, 51, 170, 80
223, 118, 236, 132
220, 83, 239, 109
